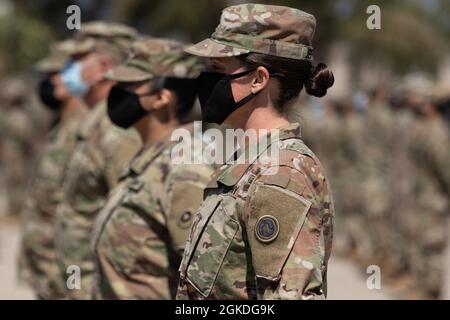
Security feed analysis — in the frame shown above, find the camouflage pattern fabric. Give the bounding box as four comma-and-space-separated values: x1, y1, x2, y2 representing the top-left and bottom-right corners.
177, 123, 334, 300
0, 78, 44, 216
92, 125, 215, 299
34, 39, 75, 73
54, 101, 141, 299
18, 105, 87, 299
185, 4, 315, 61
62, 21, 137, 60
104, 38, 204, 82
0, 107, 34, 214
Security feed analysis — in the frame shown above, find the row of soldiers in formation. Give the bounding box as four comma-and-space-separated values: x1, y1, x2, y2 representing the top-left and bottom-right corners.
302, 83, 450, 299
8, 4, 336, 300
2, 3, 448, 300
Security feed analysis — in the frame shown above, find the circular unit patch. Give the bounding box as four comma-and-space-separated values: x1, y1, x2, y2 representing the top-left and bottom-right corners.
178, 211, 193, 229
255, 215, 280, 243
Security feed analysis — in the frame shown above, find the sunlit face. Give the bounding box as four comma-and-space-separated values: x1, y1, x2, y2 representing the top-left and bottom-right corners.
77, 52, 106, 86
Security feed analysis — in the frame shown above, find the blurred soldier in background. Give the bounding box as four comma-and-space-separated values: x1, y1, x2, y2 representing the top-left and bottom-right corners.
302, 99, 365, 259
303, 73, 450, 299
399, 77, 450, 298
92, 38, 215, 299
0, 77, 37, 216
346, 81, 449, 299
53, 22, 141, 299
18, 39, 87, 299
359, 88, 398, 270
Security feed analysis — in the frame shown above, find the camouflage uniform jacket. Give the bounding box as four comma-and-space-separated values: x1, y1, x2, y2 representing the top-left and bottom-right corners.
177, 123, 334, 300
55, 101, 141, 299
92, 124, 215, 299
19, 106, 86, 298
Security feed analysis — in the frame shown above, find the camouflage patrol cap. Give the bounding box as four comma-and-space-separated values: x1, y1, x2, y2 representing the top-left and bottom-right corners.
104, 38, 204, 82
185, 4, 315, 61
65, 21, 137, 59
34, 39, 75, 73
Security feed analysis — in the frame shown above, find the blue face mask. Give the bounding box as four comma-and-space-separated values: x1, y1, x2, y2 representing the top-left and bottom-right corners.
61, 60, 89, 96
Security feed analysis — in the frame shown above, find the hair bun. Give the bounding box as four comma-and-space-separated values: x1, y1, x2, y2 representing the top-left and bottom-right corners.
305, 63, 334, 98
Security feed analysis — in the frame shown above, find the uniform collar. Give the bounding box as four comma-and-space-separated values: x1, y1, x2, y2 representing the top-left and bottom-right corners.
278, 122, 302, 140
214, 122, 302, 187
77, 100, 106, 139
120, 123, 194, 178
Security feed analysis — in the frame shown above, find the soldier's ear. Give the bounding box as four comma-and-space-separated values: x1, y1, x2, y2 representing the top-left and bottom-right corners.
152, 89, 172, 110
251, 66, 270, 94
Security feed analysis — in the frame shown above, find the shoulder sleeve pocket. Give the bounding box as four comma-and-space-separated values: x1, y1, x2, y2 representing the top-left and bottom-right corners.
183, 196, 239, 298
247, 184, 312, 280
167, 181, 206, 250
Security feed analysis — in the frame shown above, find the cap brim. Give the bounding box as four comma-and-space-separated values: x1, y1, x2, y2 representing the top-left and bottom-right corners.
103, 65, 153, 82
63, 38, 96, 56
34, 57, 66, 73
184, 38, 249, 58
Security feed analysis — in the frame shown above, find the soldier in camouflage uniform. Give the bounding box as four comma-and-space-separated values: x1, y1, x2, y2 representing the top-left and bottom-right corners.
54, 22, 141, 299
401, 88, 450, 298
92, 38, 215, 299
359, 103, 398, 267
0, 77, 36, 215
302, 104, 366, 259
18, 39, 87, 299
363, 82, 450, 298
177, 4, 335, 299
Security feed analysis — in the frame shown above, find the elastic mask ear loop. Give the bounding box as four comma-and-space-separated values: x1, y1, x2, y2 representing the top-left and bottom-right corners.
226, 68, 256, 80
245, 69, 287, 106
230, 68, 270, 108
235, 91, 259, 108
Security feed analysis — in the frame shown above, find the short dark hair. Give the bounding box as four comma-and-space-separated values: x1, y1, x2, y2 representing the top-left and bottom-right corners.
153, 77, 198, 122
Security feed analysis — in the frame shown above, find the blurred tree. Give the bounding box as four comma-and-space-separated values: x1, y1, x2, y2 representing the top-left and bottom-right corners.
340, 0, 449, 75
0, 2, 55, 73
111, 0, 225, 41
2, 0, 449, 77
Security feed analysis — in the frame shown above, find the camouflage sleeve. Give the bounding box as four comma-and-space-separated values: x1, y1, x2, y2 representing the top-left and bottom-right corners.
96, 150, 212, 299
95, 186, 173, 299
164, 164, 215, 251
244, 156, 334, 300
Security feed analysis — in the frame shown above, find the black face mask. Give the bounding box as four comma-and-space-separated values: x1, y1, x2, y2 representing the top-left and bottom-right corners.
196, 69, 259, 124
107, 85, 152, 128
38, 77, 63, 111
